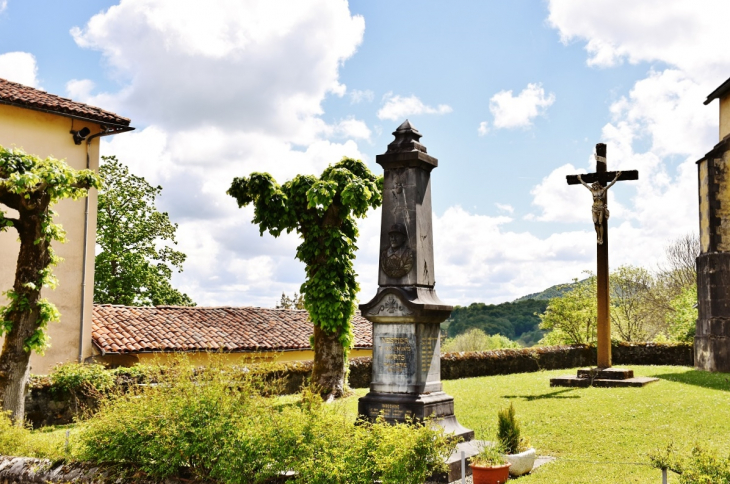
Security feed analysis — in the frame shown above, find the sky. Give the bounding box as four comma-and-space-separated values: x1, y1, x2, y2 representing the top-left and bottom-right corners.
0, 0, 727, 308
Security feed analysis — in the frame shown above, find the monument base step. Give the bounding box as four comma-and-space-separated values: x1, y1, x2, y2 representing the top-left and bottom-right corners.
550, 376, 659, 388
358, 391, 474, 441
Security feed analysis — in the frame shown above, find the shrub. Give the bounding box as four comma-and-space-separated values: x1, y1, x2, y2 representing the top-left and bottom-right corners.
0, 411, 65, 459
442, 328, 520, 353
74, 355, 454, 484
650, 443, 730, 483
49, 363, 116, 394
497, 402, 528, 454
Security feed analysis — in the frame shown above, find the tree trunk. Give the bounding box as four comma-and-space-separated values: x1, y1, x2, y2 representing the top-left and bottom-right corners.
311, 324, 347, 401
0, 210, 49, 424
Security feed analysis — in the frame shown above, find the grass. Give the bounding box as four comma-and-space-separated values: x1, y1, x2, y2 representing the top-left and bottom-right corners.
6, 365, 730, 483
344, 365, 730, 483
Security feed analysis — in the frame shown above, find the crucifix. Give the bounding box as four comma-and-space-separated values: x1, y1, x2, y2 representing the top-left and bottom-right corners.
566, 143, 638, 368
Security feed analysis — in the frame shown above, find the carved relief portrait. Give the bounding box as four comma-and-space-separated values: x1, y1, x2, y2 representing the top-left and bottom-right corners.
380, 223, 414, 278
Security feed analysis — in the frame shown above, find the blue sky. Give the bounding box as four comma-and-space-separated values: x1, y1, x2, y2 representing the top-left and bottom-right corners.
0, 1, 726, 307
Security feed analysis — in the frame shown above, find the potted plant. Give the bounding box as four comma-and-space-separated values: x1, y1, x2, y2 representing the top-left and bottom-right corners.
498, 402, 536, 476
470, 442, 511, 484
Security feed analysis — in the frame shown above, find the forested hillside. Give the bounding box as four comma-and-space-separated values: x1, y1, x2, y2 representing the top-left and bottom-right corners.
445, 298, 548, 347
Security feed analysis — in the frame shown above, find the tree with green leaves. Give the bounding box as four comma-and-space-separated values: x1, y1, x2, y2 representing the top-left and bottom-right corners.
0, 146, 100, 423
94, 156, 194, 307
227, 157, 382, 399
539, 274, 598, 345
610, 265, 655, 342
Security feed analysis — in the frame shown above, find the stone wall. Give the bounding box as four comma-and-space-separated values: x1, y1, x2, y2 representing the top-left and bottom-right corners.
0, 456, 191, 483
25, 343, 693, 428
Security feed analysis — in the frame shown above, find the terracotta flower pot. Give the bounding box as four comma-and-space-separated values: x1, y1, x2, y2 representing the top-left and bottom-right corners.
470, 462, 511, 484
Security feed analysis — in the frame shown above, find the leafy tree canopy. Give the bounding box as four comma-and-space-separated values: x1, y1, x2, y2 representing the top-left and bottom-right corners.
94, 156, 194, 307
446, 299, 547, 346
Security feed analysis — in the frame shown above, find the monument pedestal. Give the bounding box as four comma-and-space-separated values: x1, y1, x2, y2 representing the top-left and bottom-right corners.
358, 391, 474, 441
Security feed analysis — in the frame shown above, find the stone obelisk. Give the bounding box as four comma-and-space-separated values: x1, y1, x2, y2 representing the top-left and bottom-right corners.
358, 120, 472, 441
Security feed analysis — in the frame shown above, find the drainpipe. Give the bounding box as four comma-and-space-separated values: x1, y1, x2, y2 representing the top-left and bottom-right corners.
77, 126, 135, 362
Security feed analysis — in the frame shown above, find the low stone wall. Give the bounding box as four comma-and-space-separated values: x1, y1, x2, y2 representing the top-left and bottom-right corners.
24, 343, 693, 428
0, 456, 190, 483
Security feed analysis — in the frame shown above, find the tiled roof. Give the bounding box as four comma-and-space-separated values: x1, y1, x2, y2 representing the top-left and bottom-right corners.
92, 305, 373, 354
0, 78, 131, 126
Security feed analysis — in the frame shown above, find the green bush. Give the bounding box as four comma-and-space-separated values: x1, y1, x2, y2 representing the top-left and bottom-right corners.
74, 355, 454, 484
49, 363, 116, 394
0, 411, 65, 459
650, 443, 730, 483
442, 328, 520, 353
497, 402, 528, 454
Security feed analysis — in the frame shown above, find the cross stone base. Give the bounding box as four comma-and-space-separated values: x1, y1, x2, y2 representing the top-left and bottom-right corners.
358, 391, 474, 441
550, 368, 659, 388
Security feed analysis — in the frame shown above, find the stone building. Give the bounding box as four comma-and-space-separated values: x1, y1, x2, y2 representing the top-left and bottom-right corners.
0, 78, 133, 374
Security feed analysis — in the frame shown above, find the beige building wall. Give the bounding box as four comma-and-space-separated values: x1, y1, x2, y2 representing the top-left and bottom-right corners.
0, 103, 101, 375
96, 348, 373, 367
720, 95, 730, 140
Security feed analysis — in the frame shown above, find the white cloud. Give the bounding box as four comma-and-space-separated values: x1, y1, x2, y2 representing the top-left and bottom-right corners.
350, 89, 374, 104
489, 83, 555, 129
0, 1, 6, 13
78, 0, 373, 307
377, 93, 452, 121
548, 0, 730, 81
330, 118, 371, 140
477, 121, 489, 136
495, 203, 514, 214
0, 52, 39, 87
72, 0, 364, 142
65, 79, 95, 101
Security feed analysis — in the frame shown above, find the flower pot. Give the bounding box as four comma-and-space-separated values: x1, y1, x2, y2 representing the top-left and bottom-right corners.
470, 462, 511, 484
504, 447, 536, 476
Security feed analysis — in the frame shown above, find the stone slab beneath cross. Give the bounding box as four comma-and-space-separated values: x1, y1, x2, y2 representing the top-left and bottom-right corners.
550, 367, 659, 388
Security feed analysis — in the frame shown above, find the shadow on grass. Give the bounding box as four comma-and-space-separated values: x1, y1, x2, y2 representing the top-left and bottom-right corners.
501, 388, 580, 401
657, 370, 730, 392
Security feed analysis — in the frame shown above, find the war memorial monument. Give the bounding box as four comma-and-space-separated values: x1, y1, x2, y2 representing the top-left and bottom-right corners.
358, 120, 478, 480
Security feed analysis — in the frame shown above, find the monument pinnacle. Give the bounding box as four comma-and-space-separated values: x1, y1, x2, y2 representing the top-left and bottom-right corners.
386, 119, 427, 154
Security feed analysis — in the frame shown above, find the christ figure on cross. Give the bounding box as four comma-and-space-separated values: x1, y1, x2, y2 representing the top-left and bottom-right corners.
577, 169, 621, 245
566, 143, 638, 368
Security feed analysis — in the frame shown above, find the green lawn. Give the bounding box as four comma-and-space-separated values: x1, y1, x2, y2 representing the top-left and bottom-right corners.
344, 366, 730, 483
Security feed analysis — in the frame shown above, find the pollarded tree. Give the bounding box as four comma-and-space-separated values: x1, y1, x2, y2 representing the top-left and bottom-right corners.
228, 157, 382, 399
0, 146, 100, 423
94, 156, 194, 307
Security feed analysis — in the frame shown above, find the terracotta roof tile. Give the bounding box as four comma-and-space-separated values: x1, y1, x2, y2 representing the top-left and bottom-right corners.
92, 305, 373, 354
0, 78, 131, 126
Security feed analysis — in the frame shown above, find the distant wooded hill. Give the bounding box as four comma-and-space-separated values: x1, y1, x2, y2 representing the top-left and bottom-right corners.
444, 280, 582, 347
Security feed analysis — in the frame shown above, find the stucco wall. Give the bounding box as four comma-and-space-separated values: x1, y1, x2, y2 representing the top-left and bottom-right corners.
0, 103, 101, 375
93, 348, 373, 367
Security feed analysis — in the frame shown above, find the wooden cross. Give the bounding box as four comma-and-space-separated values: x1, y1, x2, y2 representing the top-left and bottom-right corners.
566, 143, 638, 368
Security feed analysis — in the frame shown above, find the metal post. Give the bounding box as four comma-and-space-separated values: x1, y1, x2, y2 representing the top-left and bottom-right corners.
461, 450, 466, 484
662, 468, 668, 484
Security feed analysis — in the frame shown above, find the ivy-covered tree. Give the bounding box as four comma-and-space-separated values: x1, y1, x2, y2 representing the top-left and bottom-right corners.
94, 156, 194, 307
0, 146, 100, 423
228, 157, 382, 399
